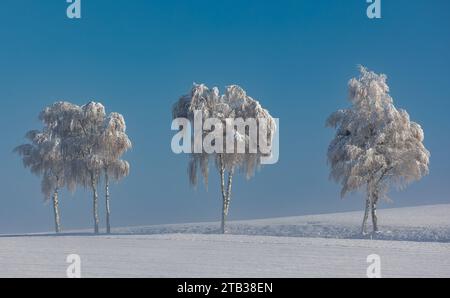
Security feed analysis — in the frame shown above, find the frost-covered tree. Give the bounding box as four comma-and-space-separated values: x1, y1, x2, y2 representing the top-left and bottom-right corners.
56, 102, 107, 234
326, 66, 430, 234
38, 101, 82, 194
99, 113, 131, 234
15, 130, 65, 233
173, 84, 276, 234
14, 102, 81, 233
53, 102, 131, 234
76, 102, 105, 234
16, 101, 131, 234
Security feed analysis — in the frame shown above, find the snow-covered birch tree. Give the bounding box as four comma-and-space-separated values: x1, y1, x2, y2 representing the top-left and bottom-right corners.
67, 102, 106, 234
99, 112, 131, 234
15, 130, 65, 233
56, 102, 131, 234
326, 66, 430, 234
16, 101, 131, 234
14, 102, 81, 233
40, 101, 105, 234
173, 84, 276, 234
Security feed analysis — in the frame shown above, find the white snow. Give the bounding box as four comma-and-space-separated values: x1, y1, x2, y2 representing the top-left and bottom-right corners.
115, 204, 450, 242
0, 204, 449, 278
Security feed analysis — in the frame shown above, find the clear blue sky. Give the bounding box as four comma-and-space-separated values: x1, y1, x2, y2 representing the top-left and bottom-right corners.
1, 0, 449, 234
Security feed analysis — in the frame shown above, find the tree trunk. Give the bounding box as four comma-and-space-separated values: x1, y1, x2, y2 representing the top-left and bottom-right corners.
221, 195, 226, 234
371, 195, 379, 233
362, 197, 370, 235
52, 188, 61, 233
220, 170, 234, 235
218, 154, 235, 234
219, 156, 227, 234
105, 170, 111, 234
91, 172, 100, 234
225, 168, 234, 217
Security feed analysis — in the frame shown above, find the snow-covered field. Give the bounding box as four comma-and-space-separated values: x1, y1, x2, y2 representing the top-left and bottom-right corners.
115, 204, 450, 242
1, 204, 449, 278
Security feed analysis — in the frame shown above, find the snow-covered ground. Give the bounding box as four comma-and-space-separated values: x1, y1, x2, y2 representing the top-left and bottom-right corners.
115, 204, 450, 242
0, 204, 449, 278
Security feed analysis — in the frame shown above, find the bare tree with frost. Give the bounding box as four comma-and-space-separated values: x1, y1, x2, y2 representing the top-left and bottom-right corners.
64, 102, 106, 234
14, 102, 81, 233
99, 112, 131, 234
15, 130, 65, 233
326, 66, 430, 234
55, 102, 131, 234
40, 101, 106, 234
173, 84, 276, 234
16, 101, 131, 234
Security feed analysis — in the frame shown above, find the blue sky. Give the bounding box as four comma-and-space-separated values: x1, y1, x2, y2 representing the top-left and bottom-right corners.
0, 0, 449, 233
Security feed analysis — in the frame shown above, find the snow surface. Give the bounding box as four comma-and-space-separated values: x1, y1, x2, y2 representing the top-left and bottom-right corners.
0, 204, 449, 278
114, 204, 450, 242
